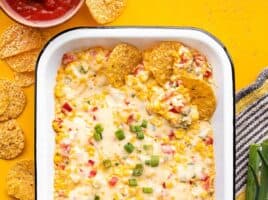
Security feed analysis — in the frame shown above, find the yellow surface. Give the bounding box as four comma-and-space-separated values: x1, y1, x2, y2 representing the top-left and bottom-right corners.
1, 0, 268, 199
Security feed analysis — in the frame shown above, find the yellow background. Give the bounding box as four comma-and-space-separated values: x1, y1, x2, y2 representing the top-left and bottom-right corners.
1, 0, 268, 199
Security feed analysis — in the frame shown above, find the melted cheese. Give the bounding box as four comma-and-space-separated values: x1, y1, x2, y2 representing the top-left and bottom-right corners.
53, 46, 215, 200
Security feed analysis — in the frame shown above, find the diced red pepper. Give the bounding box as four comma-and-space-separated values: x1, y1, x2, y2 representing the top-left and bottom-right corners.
180, 53, 188, 64
126, 114, 134, 124
204, 136, 213, 145
168, 131, 175, 140
169, 106, 183, 114
201, 175, 209, 181
133, 64, 144, 75
204, 70, 212, 78
58, 164, 65, 170
201, 175, 210, 190
124, 99, 130, 105
62, 102, 72, 112
88, 160, 95, 166
62, 53, 77, 65
60, 143, 71, 153
89, 170, 97, 178
108, 177, 118, 187
92, 107, 98, 112
162, 182, 166, 189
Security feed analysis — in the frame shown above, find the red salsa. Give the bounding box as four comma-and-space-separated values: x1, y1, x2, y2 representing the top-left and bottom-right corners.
6, 0, 81, 21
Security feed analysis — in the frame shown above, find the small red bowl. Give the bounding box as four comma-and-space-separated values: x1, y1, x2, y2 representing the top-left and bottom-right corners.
0, 0, 84, 28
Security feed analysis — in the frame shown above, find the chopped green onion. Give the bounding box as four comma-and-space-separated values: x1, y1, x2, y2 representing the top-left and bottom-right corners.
128, 178, 138, 187
141, 120, 148, 128
94, 195, 100, 200
145, 160, 151, 166
124, 143, 135, 153
93, 124, 103, 141
136, 131, 144, 140
115, 129, 125, 140
93, 132, 102, 141
79, 66, 88, 74
132, 164, 143, 176
103, 159, 112, 168
143, 144, 153, 151
145, 155, 160, 167
142, 187, 153, 194
130, 125, 142, 133
150, 155, 160, 167
95, 124, 104, 134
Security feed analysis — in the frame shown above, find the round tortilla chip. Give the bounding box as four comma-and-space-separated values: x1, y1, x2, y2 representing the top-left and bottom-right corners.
0, 80, 26, 121
86, 0, 127, 24
6, 160, 34, 200
0, 24, 43, 59
180, 76, 216, 120
14, 71, 35, 88
5, 49, 40, 72
143, 41, 181, 85
105, 43, 142, 87
0, 120, 24, 160
0, 82, 9, 115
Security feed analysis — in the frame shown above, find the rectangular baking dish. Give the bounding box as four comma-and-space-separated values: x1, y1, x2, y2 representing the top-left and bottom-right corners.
35, 27, 234, 200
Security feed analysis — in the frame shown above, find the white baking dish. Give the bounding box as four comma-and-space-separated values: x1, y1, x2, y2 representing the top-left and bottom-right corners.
35, 27, 234, 200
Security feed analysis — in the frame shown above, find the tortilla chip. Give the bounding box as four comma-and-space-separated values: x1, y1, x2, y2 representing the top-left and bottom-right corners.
0, 82, 9, 115
105, 43, 142, 87
0, 24, 43, 59
143, 41, 181, 85
6, 160, 34, 200
180, 76, 216, 120
5, 49, 40, 72
0, 120, 24, 160
0, 80, 26, 121
86, 0, 127, 24
14, 71, 35, 88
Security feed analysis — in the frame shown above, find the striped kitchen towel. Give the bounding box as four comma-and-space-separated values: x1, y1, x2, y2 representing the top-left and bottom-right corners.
236, 68, 268, 200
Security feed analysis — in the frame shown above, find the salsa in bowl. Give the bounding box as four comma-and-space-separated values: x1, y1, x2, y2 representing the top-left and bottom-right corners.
0, 0, 84, 28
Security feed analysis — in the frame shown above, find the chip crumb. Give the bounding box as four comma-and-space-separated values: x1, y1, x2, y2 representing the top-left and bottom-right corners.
5, 49, 40, 72
14, 71, 35, 88
0, 24, 43, 59
6, 160, 34, 200
86, 0, 127, 24
143, 41, 182, 85
105, 43, 142, 87
0, 120, 24, 160
0, 80, 26, 121
180, 76, 216, 120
